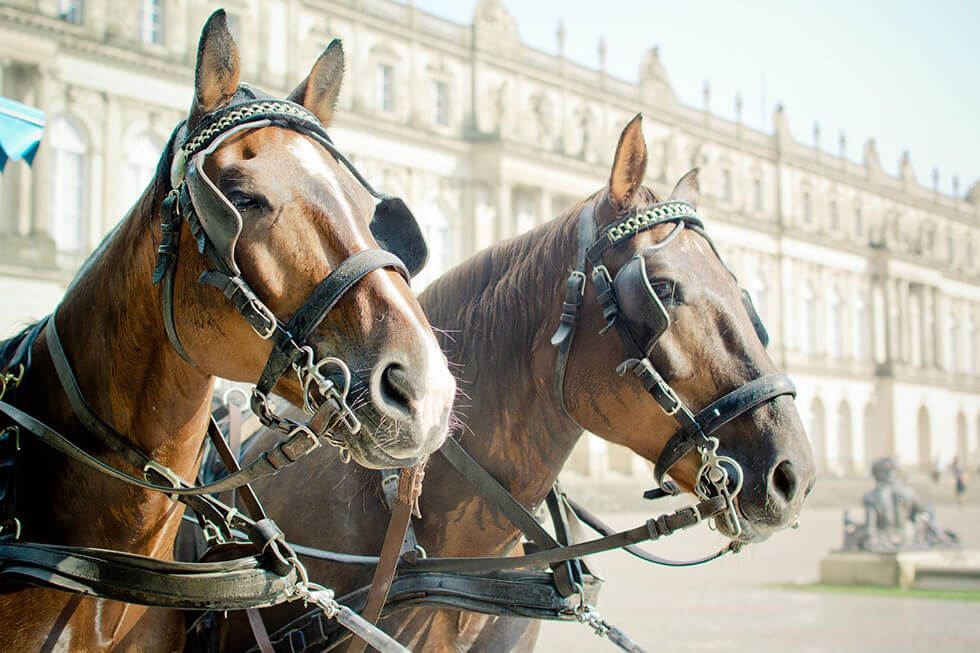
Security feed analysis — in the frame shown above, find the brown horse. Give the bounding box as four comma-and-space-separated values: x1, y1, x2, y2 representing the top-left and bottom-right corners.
0, 11, 455, 652
211, 115, 815, 652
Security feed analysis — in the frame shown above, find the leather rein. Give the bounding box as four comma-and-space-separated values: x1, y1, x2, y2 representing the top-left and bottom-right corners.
0, 96, 418, 653
238, 197, 801, 653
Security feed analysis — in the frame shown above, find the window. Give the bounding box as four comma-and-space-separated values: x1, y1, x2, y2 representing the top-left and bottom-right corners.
802, 191, 812, 224
58, 0, 83, 24
947, 313, 959, 372
855, 207, 863, 237
800, 280, 817, 354
828, 285, 844, 358
121, 132, 162, 214
829, 200, 839, 231
140, 0, 164, 45
722, 169, 732, 202
376, 64, 394, 113
855, 295, 870, 360
433, 80, 449, 126
752, 178, 763, 212
49, 117, 88, 253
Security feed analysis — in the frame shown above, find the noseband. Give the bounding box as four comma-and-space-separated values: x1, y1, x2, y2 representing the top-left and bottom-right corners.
550, 195, 796, 536
153, 90, 427, 459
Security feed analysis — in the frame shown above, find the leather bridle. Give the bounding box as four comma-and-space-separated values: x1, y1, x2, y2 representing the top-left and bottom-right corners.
153, 90, 426, 460
550, 193, 797, 536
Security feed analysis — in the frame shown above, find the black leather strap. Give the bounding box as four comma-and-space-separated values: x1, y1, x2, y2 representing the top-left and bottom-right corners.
0, 540, 297, 610
254, 248, 409, 398
653, 374, 796, 488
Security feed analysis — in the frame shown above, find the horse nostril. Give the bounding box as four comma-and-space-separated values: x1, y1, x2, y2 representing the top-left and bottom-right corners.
380, 363, 416, 412
770, 460, 798, 504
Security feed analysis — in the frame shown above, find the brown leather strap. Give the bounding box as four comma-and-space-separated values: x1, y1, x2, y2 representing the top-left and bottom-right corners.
347, 465, 423, 653
247, 606, 275, 653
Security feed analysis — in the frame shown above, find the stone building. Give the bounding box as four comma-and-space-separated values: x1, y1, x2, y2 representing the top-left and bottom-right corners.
1, 0, 979, 480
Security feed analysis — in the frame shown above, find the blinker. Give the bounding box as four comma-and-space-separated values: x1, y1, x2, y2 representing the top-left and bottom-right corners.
370, 196, 429, 278
613, 255, 670, 355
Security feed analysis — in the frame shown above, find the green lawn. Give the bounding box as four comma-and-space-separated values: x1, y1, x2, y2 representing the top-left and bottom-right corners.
769, 583, 980, 602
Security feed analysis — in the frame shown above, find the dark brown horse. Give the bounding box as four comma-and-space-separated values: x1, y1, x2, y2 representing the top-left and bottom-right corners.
215, 115, 815, 652
0, 12, 455, 652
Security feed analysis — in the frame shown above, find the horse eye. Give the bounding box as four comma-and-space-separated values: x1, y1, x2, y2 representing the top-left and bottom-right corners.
650, 279, 681, 304
226, 190, 262, 212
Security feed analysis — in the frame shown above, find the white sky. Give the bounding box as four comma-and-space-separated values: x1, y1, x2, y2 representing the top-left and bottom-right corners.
416, 0, 980, 198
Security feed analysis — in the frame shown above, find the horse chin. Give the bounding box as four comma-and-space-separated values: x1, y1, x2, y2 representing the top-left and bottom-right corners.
344, 434, 422, 470
712, 503, 774, 544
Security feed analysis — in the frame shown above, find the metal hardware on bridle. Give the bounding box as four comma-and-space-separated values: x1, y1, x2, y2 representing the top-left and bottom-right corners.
152, 91, 428, 458
550, 193, 797, 540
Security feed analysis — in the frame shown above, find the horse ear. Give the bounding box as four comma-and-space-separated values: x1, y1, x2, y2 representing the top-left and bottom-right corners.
608, 114, 647, 211
287, 39, 344, 125
189, 10, 240, 130
669, 168, 700, 209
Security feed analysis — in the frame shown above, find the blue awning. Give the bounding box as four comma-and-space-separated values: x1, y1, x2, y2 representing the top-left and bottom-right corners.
0, 97, 45, 172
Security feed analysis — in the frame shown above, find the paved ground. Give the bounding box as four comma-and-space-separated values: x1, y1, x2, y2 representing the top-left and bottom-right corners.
536, 502, 980, 652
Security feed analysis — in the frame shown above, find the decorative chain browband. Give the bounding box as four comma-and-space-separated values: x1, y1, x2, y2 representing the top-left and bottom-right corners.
602, 201, 701, 245
184, 100, 321, 159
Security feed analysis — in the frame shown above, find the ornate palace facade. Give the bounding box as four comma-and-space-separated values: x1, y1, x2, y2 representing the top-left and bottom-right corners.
2, 0, 979, 479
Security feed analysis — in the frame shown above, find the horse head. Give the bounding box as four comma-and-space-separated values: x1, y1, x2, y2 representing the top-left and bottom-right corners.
559, 115, 814, 542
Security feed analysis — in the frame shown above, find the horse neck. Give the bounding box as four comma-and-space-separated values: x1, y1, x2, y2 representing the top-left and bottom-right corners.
23, 184, 212, 548
422, 211, 585, 517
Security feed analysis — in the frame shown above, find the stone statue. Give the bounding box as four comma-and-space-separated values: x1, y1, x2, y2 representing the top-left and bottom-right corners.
841, 457, 958, 552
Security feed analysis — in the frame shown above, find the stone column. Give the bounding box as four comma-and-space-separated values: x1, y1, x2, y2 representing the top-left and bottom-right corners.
29, 66, 53, 237
898, 280, 910, 363
495, 181, 512, 242
539, 187, 552, 225
886, 279, 900, 363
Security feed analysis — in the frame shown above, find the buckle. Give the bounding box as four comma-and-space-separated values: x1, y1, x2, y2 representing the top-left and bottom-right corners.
0, 364, 25, 401
247, 299, 277, 339
569, 270, 586, 296
143, 460, 184, 500
0, 517, 21, 541
657, 382, 682, 415
284, 424, 321, 458
591, 265, 611, 284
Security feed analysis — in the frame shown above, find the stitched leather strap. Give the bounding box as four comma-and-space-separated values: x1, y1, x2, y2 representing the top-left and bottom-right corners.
347, 465, 423, 653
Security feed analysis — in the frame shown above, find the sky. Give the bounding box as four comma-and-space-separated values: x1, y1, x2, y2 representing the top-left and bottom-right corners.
415, 0, 980, 197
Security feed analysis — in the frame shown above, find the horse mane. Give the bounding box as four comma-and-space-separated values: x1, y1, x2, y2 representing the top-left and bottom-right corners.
420, 185, 661, 389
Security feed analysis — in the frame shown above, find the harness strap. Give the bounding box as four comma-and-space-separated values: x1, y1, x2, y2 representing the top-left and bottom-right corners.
399, 496, 725, 573
253, 248, 409, 398
0, 541, 298, 610
439, 438, 560, 551
347, 465, 423, 653
652, 373, 797, 488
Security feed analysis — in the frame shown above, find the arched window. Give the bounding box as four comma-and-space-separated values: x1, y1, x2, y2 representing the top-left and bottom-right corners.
828, 285, 844, 358
121, 131, 162, 214
433, 80, 449, 126
967, 315, 977, 375
855, 291, 870, 360
947, 312, 959, 372
376, 63, 395, 112
829, 200, 839, 231
58, 0, 83, 24
48, 116, 89, 253
854, 206, 863, 238
722, 169, 732, 202
802, 191, 812, 224
140, 0, 164, 45
863, 403, 876, 467
800, 280, 818, 354
909, 291, 922, 367
810, 398, 827, 473
414, 200, 452, 289
752, 178, 763, 212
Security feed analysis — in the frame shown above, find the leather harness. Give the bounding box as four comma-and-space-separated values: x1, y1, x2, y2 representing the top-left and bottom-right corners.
0, 89, 425, 653
234, 196, 801, 653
